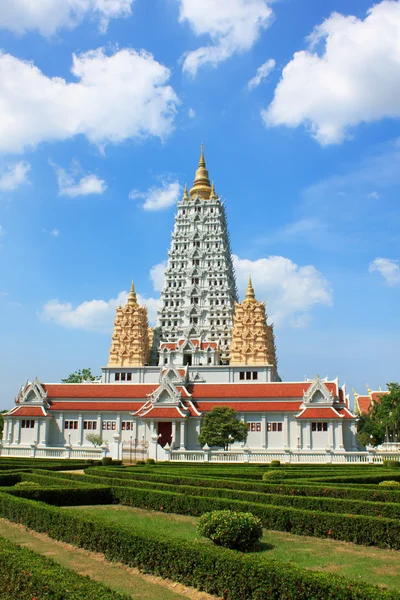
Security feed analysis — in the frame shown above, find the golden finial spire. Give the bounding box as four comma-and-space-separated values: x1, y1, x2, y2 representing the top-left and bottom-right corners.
127, 280, 138, 306
210, 180, 217, 198
190, 144, 212, 199
244, 275, 256, 303
183, 183, 189, 200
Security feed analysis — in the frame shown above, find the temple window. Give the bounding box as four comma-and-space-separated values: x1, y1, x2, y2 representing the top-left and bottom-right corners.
121, 373, 126, 381
247, 422, 261, 432
267, 423, 282, 432
21, 420, 35, 429
115, 373, 120, 381
253, 372, 258, 380
312, 422, 328, 432
65, 421, 78, 430
122, 421, 134, 431
83, 421, 97, 430
246, 371, 251, 380
102, 421, 116, 431
127, 373, 132, 381
239, 372, 245, 380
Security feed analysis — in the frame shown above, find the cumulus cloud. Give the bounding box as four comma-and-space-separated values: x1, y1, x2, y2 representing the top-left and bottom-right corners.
50, 229, 60, 237
188, 108, 196, 118
0, 161, 30, 191
0, 48, 179, 153
52, 162, 107, 197
179, 0, 273, 76
369, 258, 400, 286
41, 289, 159, 332
264, 1, 400, 144
247, 58, 275, 90
0, 0, 134, 36
150, 261, 167, 292
233, 254, 332, 327
130, 181, 181, 211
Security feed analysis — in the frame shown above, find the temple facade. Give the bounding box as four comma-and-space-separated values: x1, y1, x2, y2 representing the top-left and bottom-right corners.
1, 148, 359, 462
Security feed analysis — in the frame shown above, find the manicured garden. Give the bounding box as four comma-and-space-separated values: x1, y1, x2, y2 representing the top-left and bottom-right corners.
2, 457, 400, 599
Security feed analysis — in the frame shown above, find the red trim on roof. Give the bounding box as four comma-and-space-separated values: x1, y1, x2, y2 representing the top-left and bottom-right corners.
7, 406, 49, 417
139, 407, 187, 419
48, 402, 144, 412
190, 382, 337, 399
195, 401, 302, 412
335, 407, 355, 419
43, 384, 156, 399
297, 407, 341, 419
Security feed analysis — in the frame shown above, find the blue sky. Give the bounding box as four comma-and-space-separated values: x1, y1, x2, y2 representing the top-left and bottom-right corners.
1, 0, 400, 409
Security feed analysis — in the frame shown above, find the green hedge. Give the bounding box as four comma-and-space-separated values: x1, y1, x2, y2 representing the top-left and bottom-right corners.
82, 467, 400, 502
0, 535, 129, 600
0, 493, 398, 600
1, 485, 113, 506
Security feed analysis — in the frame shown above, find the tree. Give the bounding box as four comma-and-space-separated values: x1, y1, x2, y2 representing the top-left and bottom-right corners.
357, 383, 400, 447
0, 410, 7, 437
86, 433, 104, 447
62, 368, 98, 383
198, 406, 248, 451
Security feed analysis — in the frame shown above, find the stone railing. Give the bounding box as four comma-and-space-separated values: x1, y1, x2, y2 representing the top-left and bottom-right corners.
0, 444, 104, 460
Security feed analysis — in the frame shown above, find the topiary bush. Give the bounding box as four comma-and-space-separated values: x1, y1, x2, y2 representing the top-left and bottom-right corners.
146, 458, 155, 465
383, 460, 400, 469
135, 460, 146, 465
378, 480, 400, 487
14, 481, 40, 488
101, 457, 113, 466
270, 460, 281, 468
197, 510, 263, 551
262, 470, 287, 481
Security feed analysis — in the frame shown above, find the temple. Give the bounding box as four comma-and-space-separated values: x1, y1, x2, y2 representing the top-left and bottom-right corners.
1, 147, 359, 462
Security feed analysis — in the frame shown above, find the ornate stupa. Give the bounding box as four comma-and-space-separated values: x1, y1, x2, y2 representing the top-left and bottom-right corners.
107, 281, 150, 367
230, 276, 277, 367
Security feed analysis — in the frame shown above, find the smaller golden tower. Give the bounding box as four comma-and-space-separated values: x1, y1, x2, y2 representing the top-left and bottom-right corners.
230, 277, 277, 367
189, 144, 212, 199
108, 280, 150, 367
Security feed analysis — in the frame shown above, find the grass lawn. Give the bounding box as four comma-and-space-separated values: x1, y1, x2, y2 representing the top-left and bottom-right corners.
0, 518, 212, 600
67, 505, 400, 591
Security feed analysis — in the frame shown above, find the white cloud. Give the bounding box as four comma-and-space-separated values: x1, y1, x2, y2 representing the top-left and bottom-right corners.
52, 162, 107, 197
50, 228, 60, 237
188, 108, 196, 118
233, 254, 332, 327
0, 0, 133, 36
0, 225, 5, 236
150, 261, 167, 292
367, 191, 381, 199
179, 0, 273, 76
0, 161, 30, 191
130, 180, 181, 211
0, 48, 179, 153
41, 289, 159, 332
369, 258, 400, 286
248, 58, 275, 90
264, 1, 400, 144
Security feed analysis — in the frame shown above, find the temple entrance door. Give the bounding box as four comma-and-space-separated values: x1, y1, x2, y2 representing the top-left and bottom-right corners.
158, 422, 172, 447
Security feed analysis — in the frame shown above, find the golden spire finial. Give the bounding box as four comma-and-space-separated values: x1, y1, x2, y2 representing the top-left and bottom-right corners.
127, 280, 138, 306
244, 275, 256, 303
190, 144, 211, 199
183, 183, 189, 200
210, 180, 217, 198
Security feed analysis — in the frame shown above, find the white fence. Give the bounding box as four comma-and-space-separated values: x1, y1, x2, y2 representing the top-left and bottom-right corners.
165, 449, 400, 464
0, 445, 104, 460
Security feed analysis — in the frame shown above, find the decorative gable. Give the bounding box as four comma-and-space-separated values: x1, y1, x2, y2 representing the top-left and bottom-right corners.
303, 375, 335, 405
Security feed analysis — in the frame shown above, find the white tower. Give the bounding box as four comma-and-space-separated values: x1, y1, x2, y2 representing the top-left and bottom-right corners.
156, 146, 238, 367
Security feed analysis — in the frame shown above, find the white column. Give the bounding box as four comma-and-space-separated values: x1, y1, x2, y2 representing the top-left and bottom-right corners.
328, 421, 334, 449
180, 420, 186, 449
40, 419, 49, 446
97, 413, 102, 436
307, 421, 312, 450
2, 419, 8, 443
171, 421, 177, 448
34, 420, 39, 445
336, 421, 344, 449
9, 420, 14, 445
59, 414, 65, 444
262, 414, 267, 449
14, 420, 20, 445
296, 421, 302, 451
78, 414, 84, 446
284, 415, 289, 450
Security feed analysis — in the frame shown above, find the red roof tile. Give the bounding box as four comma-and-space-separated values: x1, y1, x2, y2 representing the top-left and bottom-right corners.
195, 401, 302, 412
356, 396, 372, 414
48, 402, 144, 412
7, 406, 49, 417
139, 407, 187, 419
43, 384, 156, 399
335, 407, 355, 419
190, 382, 336, 399
297, 407, 341, 419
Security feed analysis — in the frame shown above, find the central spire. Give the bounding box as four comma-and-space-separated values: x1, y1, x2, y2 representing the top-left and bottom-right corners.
127, 280, 138, 306
190, 144, 212, 199
244, 276, 256, 303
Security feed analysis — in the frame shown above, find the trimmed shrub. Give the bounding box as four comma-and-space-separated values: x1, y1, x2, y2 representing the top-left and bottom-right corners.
379, 481, 400, 487
197, 510, 262, 551
0, 535, 129, 600
270, 460, 281, 468
146, 458, 156, 465
136, 460, 146, 465
102, 457, 113, 466
262, 471, 287, 481
14, 481, 40, 488
383, 460, 400, 469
